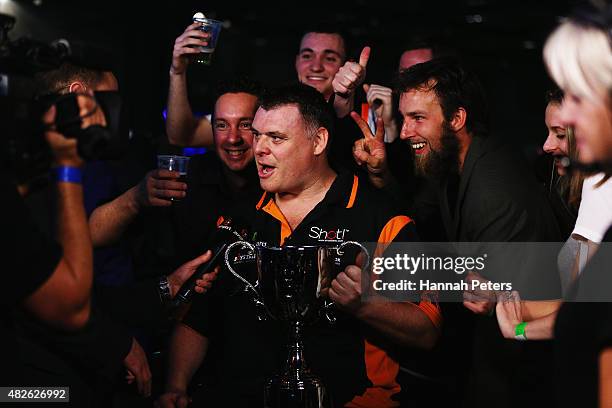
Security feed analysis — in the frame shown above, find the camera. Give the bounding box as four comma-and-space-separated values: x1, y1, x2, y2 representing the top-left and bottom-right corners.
0, 13, 127, 187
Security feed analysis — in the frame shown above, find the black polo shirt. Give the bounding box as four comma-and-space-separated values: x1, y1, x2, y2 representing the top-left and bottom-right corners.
172, 152, 261, 265
183, 171, 441, 407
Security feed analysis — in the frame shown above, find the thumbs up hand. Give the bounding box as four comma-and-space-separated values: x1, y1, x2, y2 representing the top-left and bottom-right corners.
332, 46, 370, 98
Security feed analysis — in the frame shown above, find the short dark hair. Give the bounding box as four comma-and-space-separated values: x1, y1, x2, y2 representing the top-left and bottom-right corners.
299, 24, 349, 61
545, 87, 564, 105
211, 77, 264, 123
259, 82, 335, 136
35, 63, 107, 97
395, 57, 489, 138
213, 76, 265, 101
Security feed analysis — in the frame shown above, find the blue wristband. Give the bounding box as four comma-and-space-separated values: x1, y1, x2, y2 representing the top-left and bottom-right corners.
54, 166, 82, 184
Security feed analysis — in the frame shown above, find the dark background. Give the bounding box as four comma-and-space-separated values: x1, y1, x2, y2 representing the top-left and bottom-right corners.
2, 0, 581, 159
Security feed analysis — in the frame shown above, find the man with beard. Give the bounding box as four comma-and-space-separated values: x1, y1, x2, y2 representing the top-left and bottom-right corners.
353, 58, 562, 407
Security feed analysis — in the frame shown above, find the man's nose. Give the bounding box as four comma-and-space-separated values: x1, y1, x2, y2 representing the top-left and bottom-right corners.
399, 119, 415, 140
309, 55, 324, 72
227, 126, 241, 144
254, 136, 269, 156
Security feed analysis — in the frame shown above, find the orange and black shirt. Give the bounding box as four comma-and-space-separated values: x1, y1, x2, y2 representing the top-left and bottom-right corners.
183, 171, 441, 407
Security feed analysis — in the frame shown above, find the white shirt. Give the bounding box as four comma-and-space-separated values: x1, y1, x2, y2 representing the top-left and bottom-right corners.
366, 106, 394, 143
572, 173, 612, 243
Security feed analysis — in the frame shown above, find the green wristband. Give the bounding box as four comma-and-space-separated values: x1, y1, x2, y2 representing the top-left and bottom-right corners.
515, 322, 527, 341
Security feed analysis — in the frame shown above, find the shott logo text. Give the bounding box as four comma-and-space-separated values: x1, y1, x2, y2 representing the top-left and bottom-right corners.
308, 226, 350, 242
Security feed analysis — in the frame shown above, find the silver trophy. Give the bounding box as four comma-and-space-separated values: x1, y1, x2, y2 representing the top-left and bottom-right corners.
224, 242, 370, 408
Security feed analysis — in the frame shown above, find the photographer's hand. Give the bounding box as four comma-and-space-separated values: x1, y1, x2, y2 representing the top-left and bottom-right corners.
42, 105, 81, 167
43, 94, 106, 166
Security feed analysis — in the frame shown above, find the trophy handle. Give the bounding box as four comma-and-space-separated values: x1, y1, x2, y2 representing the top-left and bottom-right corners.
322, 241, 371, 324
322, 301, 336, 324
224, 241, 261, 301
338, 240, 370, 271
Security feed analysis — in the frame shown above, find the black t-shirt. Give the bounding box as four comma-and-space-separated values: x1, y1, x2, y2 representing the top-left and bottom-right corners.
1, 180, 61, 384
183, 171, 438, 407
324, 93, 364, 176
554, 226, 612, 408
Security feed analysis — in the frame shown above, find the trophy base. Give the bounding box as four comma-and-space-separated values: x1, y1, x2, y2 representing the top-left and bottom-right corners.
264, 372, 331, 408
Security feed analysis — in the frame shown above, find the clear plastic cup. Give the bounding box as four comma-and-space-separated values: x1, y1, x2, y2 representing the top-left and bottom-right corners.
192, 16, 222, 65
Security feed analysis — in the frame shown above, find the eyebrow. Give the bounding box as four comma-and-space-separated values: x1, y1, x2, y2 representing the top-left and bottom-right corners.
214, 117, 254, 122
405, 111, 428, 116
299, 48, 342, 58
251, 127, 287, 137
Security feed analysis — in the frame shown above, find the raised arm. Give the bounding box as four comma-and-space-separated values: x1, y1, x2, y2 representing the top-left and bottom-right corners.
166, 23, 214, 147
22, 96, 103, 330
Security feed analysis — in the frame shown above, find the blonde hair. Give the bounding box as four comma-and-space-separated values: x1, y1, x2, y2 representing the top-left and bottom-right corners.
565, 126, 587, 210
544, 20, 612, 103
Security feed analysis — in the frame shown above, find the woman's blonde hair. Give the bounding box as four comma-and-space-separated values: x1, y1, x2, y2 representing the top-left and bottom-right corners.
564, 126, 587, 211
544, 20, 612, 104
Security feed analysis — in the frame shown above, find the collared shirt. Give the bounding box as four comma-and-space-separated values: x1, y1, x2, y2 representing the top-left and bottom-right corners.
184, 170, 441, 407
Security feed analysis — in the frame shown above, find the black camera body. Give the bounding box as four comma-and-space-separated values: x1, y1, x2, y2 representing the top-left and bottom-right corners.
0, 13, 126, 186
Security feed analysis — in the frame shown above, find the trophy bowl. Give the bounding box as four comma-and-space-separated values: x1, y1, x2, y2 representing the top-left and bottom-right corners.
256, 245, 333, 323
225, 241, 369, 408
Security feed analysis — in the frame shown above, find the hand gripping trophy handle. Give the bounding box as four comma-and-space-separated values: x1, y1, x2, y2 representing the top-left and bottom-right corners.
224, 240, 267, 319
322, 240, 371, 324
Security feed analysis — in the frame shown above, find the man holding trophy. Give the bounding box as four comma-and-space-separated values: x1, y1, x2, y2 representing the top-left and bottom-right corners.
158, 84, 440, 408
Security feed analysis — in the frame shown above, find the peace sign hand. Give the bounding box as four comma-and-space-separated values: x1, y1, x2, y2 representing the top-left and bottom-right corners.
350, 112, 390, 188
